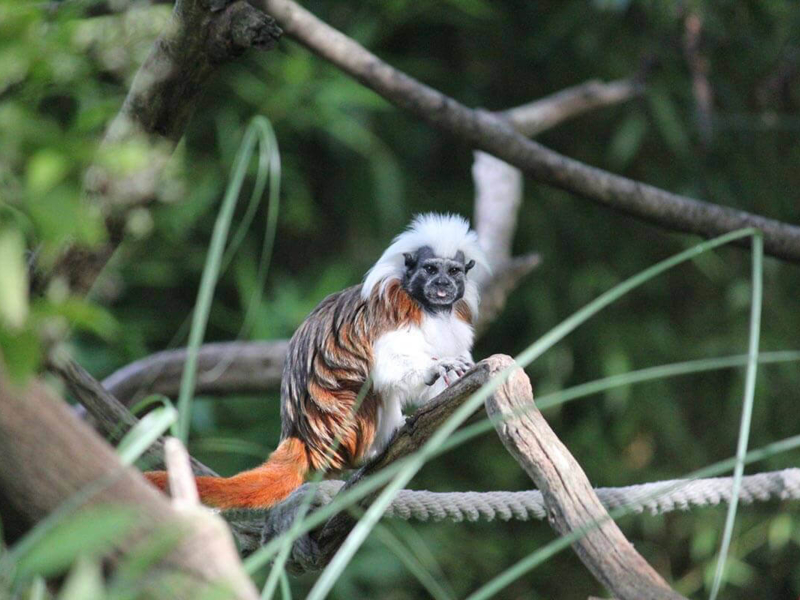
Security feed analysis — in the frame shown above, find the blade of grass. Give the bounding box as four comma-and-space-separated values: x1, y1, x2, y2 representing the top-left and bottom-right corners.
385, 518, 457, 599
373, 523, 453, 600
307, 228, 759, 599
278, 569, 292, 600
175, 116, 279, 444
709, 232, 763, 600
204, 124, 281, 384
27, 577, 47, 600
116, 404, 178, 465
466, 430, 800, 600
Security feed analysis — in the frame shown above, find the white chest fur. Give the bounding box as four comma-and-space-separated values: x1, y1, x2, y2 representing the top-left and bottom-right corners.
419, 311, 474, 358
369, 311, 474, 456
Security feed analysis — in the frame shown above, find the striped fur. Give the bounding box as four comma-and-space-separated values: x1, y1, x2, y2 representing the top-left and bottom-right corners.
281, 280, 423, 472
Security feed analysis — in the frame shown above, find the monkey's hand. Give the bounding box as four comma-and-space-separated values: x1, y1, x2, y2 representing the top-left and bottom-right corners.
424, 357, 473, 387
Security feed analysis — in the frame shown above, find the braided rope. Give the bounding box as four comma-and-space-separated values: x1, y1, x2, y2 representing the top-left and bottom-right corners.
224, 468, 800, 568
276, 468, 800, 523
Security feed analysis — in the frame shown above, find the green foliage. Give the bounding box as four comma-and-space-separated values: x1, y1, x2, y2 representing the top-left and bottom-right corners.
2, 0, 800, 598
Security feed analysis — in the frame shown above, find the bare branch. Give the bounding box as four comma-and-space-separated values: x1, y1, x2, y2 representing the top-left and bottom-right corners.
102, 340, 288, 404
50, 354, 269, 550
502, 79, 643, 137
0, 371, 259, 599
485, 365, 685, 600
260, 0, 800, 263
473, 253, 541, 337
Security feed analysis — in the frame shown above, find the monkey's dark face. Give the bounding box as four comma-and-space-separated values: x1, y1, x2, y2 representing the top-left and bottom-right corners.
402, 246, 475, 312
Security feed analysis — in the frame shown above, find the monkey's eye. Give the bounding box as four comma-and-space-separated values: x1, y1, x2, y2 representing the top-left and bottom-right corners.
448, 267, 461, 276
424, 265, 437, 275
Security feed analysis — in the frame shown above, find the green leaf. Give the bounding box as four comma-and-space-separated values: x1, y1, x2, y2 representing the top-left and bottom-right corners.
0, 323, 40, 383
0, 228, 29, 329
768, 514, 793, 551
32, 298, 120, 341
607, 113, 647, 169
648, 92, 691, 157
26, 150, 69, 195
12, 506, 137, 581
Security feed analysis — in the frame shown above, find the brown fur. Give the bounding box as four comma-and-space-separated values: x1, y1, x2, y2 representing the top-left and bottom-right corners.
146, 281, 422, 509
454, 299, 473, 325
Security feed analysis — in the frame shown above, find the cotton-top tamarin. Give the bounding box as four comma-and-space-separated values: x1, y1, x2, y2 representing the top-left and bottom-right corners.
145, 213, 489, 508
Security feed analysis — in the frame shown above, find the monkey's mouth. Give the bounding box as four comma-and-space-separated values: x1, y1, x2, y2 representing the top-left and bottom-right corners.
425, 287, 456, 305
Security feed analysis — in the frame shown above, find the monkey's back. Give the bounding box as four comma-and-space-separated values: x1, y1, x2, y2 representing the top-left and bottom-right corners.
279, 281, 423, 472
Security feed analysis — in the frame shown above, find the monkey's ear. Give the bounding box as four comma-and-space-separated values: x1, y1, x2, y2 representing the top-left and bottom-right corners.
465, 259, 476, 273
403, 253, 417, 269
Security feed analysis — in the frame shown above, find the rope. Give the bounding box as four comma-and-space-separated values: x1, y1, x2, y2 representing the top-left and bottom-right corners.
224, 468, 800, 570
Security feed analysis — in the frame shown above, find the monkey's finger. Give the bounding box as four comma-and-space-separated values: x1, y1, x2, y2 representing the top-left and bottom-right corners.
439, 366, 451, 386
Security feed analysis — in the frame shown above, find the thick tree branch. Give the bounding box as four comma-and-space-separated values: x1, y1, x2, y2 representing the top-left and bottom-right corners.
486, 366, 685, 600
260, 0, 800, 263
473, 150, 524, 268
0, 371, 259, 599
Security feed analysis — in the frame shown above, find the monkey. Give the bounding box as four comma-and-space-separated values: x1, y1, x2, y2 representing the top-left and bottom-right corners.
144, 213, 489, 509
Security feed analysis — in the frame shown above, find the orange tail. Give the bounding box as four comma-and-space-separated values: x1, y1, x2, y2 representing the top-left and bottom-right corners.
144, 437, 309, 509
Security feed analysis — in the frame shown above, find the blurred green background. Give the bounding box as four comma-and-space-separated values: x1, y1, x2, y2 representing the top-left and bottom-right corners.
2, 0, 800, 598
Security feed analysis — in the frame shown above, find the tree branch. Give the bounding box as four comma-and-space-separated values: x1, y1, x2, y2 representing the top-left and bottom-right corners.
473, 253, 541, 336
502, 78, 643, 137
101, 340, 289, 405
0, 371, 259, 599
259, 0, 800, 263
51, 354, 270, 551
485, 365, 685, 600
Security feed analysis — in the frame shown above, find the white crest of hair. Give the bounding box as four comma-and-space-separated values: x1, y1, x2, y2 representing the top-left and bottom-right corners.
361, 212, 490, 315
